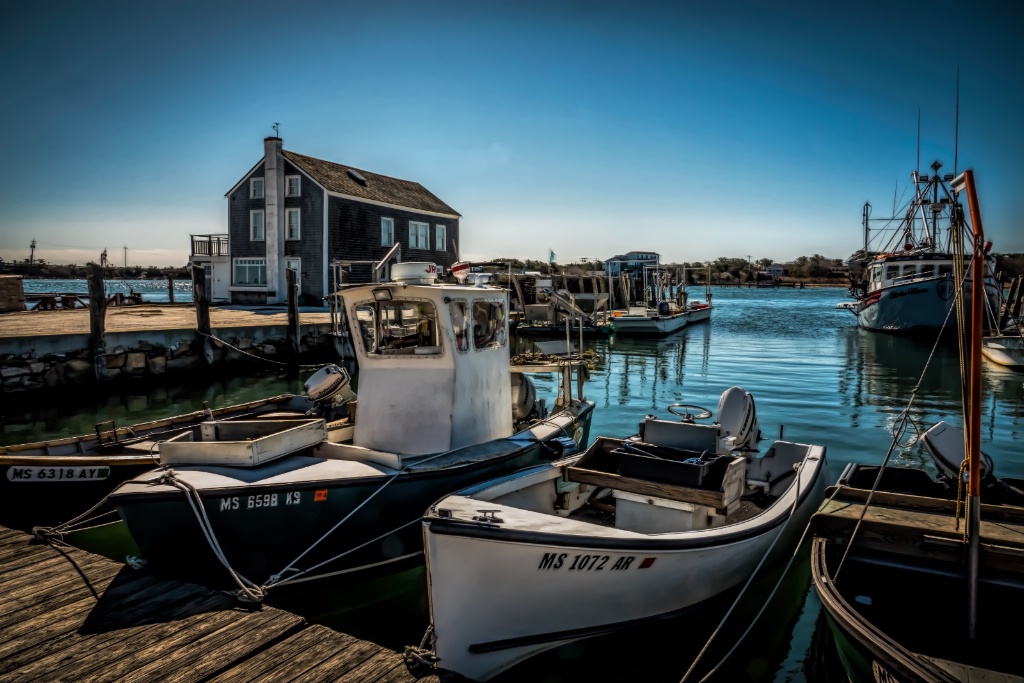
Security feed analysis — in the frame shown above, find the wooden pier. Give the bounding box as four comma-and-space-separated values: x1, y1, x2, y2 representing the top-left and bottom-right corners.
0, 526, 440, 682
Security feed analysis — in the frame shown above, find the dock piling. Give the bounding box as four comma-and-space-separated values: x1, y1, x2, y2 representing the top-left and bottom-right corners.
286, 267, 300, 364
87, 262, 106, 382
191, 266, 213, 365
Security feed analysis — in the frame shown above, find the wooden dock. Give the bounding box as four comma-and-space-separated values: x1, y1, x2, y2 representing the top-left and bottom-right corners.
0, 526, 441, 682
0, 304, 332, 340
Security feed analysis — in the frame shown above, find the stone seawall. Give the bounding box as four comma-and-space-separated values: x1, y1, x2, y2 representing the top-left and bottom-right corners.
0, 325, 338, 394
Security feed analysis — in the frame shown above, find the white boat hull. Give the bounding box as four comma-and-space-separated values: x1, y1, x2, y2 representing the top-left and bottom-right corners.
982, 336, 1024, 368
686, 304, 712, 324
610, 311, 688, 336
423, 441, 828, 681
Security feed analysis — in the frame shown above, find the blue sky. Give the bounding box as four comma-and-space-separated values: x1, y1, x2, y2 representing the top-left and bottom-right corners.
2, 0, 1021, 267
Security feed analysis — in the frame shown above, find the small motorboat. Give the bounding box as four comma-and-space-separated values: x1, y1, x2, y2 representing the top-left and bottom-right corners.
416, 386, 828, 681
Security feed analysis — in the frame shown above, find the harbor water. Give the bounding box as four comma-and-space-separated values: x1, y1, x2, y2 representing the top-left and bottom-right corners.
21, 278, 194, 304
2, 285, 1021, 681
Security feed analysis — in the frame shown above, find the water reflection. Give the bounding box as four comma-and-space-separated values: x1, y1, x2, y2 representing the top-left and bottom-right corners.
3, 287, 1022, 683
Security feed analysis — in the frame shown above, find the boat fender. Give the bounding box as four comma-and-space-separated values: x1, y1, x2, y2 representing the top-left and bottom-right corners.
545, 436, 578, 459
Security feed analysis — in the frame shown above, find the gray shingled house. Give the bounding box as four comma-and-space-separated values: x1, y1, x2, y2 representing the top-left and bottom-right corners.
190, 136, 461, 305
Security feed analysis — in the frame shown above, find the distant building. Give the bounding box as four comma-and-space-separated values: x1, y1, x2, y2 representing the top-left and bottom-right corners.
603, 251, 660, 277
190, 137, 461, 305
766, 263, 788, 278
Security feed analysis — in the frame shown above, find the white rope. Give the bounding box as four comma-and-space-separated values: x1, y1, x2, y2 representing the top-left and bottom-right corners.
158, 470, 266, 602
194, 328, 330, 370
680, 452, 807, 683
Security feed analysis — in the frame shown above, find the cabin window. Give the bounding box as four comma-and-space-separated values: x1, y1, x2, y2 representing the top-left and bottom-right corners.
286, 175, 300, 197
233, 258, 266, 286
449, 301, 470, 353
885, 265, 900, 281
938, 265, 952, 277
435, 224, 446, 251
919, 264, 935, 277
250, 210, 265, 241
902, 265, 916, 277
250, 177, 264, 199
472, 301, 507, 350
410, 221, 429, 249
286, 208, 301, 240
357, 299, 441, 356
870, 266, 881, 283
381, 217, 394, 246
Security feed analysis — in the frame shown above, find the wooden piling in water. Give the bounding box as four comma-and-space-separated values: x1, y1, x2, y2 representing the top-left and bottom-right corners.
192, 266, 213, 365
286, 267, 300, 363
87, 263, 106, 382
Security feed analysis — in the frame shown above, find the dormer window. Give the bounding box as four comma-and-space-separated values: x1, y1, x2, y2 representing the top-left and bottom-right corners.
286, 175, 300, 197
250, 177, 264, 199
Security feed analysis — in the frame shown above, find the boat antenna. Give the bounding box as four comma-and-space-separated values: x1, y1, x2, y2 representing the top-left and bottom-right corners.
916, 108, 921, 177
954, 66, 960, 177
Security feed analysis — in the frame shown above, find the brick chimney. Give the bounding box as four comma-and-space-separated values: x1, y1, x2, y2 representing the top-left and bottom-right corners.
263, 136, 284, 303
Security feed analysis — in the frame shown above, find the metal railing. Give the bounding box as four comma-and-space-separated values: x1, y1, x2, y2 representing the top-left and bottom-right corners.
190, 234, 229, 257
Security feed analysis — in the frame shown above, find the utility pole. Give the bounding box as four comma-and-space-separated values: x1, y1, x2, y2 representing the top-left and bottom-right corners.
29, 239, 36, 265
124, 245, 128, 269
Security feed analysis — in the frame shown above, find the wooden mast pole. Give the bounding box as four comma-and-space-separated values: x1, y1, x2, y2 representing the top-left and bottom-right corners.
958, 168, 984, 640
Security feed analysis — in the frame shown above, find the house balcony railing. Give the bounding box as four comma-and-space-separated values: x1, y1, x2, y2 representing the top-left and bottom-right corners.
190, 234, 230, 257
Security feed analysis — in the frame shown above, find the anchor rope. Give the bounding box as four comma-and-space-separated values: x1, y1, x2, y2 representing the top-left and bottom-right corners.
831, 219, 980, 584
194, 328, 332, 370
681, 450, 807, 683
32, 494, 123, 545
158, 470, 266, 602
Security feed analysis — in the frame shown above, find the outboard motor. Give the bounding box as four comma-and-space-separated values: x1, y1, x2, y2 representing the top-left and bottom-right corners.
922, 421, 994, 483
305, 364, 350, 402
511, 372, 540, 423
716, 386, 761, 452
304, 365, 354, 409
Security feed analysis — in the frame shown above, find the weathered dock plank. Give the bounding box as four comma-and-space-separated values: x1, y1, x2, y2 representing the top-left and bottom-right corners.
0, 528, 441, 683
0, 306, 332, 339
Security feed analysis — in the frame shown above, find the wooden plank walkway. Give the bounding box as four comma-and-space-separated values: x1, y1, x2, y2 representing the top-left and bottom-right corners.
0, 305, 333, 339
0, 526, 442, 682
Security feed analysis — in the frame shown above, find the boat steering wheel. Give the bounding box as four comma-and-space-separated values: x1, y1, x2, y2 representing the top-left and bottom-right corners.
667, 404, 712, 423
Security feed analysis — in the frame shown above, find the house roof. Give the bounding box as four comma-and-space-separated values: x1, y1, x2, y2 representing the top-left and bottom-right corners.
606, 251, 661, 263
282, 150, 461, 217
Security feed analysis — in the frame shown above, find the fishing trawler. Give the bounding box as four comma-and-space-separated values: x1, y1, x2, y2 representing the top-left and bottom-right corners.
838, 160, 999, 334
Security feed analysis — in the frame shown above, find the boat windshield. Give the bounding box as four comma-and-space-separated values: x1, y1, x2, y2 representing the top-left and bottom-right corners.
354, 299, 441, 356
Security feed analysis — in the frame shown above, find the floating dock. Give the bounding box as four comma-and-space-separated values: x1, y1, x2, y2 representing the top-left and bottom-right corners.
0, 525, 439, 682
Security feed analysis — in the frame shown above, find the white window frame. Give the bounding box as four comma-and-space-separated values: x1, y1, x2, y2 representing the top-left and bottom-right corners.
250, 177, 264, 199
381, 217, 394, 246
233, 257, 267, 286
435, 224, 446, 251
285, 208, 301, 240
250, 210, 265, 241
285, 174, 301, 197
409, 221, 429, 249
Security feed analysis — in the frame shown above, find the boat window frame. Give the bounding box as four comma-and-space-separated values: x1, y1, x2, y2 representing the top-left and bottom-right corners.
448, 299, 470, 353
351, 296, 444, 359
471, 299, 508, 351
